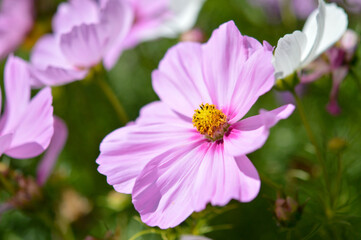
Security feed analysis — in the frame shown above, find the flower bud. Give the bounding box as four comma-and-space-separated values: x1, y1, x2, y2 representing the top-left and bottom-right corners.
328, 137, 347, 154
59, 188, 92, 223
0, 162, 8, 174
274, 193, 304, 228
106, 190, 131, 211
180, 28, 205, 43
10, 176, 42, 210
340, 30, 359, 60
275, 72, 300, 92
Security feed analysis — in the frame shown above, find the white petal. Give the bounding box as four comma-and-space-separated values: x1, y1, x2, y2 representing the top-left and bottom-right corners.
301, 0, 348, 66
167, 0, 206, 34
273, 31, 307, 80
143, 0, 205, 41
273, 0, 347, 79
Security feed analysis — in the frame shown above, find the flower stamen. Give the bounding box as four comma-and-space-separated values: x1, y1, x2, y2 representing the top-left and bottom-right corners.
192, 103, 229, 141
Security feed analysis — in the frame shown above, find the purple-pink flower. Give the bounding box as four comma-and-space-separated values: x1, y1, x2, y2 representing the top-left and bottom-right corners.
96, 21, 294, 228
29, 0, 133, 87
331, 0, 361, 13
248, 0, 317, 21
301, 30, 359, 115
0, 55, 53, 159
0, 0, 34, 59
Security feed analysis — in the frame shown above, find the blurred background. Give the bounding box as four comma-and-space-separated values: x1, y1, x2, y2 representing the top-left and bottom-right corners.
1, 0, 361, 239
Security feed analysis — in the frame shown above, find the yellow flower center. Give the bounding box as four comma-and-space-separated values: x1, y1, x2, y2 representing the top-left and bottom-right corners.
192, 103, 229, 141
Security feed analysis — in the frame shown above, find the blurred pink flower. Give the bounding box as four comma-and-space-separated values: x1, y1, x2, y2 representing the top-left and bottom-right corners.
29, 0, 133, 87
0, 55, 53, 159
37, 117, 68, 186
249, 0, 317, 21
331, 0, 361, 13
0, 0, 34, 59
301, 30, 359, 115
96, 21, 295, 229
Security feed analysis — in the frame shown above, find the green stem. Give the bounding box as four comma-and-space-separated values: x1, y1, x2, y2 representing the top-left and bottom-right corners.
260, 173, 282, 190
334, 153, 343, 206
38, 211, 73, 240
349, 68, 361, 92
129, 229, 160, 240
95, 68, 129, 125
291, 91, 331, 199
199, 224, 233, 235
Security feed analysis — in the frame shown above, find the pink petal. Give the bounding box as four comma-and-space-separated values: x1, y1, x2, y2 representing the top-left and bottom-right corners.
224, 104, 295, 157
97, 101, 198, 194
136, 101, 191, 126
300, 58, 331, 83
5, 87, 54, 159
132, 141, 260, 229
0, 134, 13, 157
0, 0, 33, 59
29, 65, 88, 88
326, 66, 348, 116
101, 0, 133, 69
30, 34, 87, 87
225, 46, 275, 123
234, 155, 262, 201
132, 141, 206, 229
37, 117, 68, 185
52, 0, 100, 35
31, 35, 72, 69
191, 144, 260, 213
152, 42, 212, 117
152, 21, 273, 120
201, 21, 265, 116
0, 55, 30, 135
60, 24, 105, 68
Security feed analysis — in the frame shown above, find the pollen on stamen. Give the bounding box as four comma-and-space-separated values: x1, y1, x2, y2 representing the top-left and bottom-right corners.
192, 103, 229, 141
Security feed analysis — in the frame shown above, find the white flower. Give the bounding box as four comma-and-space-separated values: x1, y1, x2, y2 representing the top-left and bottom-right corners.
146, 0, 206, 41
273, 0, 348, 80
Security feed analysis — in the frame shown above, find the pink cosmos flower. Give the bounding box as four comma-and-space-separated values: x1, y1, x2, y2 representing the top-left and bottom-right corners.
29, 0, 133, 87
96, 21, 295, 229
0, 55, 53, 159
0, 0, 34, 59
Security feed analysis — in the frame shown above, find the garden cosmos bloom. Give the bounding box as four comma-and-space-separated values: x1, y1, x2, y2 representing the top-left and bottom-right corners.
28, 0, 133, 87
96, 21, 295, 229
0, 55, 53, 159
0, 0, 34, 59
273, 0, 348, 80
